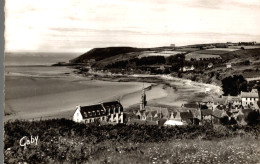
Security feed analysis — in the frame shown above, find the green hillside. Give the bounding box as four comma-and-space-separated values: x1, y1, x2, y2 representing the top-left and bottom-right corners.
70, 47, 147, 63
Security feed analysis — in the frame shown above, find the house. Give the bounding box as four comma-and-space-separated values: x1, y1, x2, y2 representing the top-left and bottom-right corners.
181, 104, 201, 124
137, 106, 169, 120
158, 66, 165, 71
208, 63, 213, 68
226, 63, 232, 69
73, 101, 124, 124
212, 96, 228, 106
211, 109, 224, 124
180, 111, 194, 124
164, 119, 184, 126
170, 44, 175, 47
201, 109, 213, 121
241, 91, 259, 107
179, 65, 195, 72
225, 96, 242, 107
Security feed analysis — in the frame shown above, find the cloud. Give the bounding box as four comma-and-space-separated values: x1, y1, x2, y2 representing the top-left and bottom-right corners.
5, 0, 260, 52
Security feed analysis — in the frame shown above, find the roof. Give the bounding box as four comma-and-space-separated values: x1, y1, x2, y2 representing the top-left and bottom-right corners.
226, 111, 233, 117
251, 89, 258, 93
79, 101, 123, 119
200, 104, 209, 110
190, 110, 201, 118
183, 103, 199, 109
212, 109, 223, 118
80, 104, 106, 119
174, 112, 182, 120
241, 92, 258, 98
144, 106, 169, 118
213, 97, 227, 105
180, 111, 193, 119
102, 101, 123, 110
216, 105, 227, 110
146, 111, 153, 118
201, 109, 213, 116
158, 119, 168, 126
226, 96, 241, 102
127, 119, 158, 125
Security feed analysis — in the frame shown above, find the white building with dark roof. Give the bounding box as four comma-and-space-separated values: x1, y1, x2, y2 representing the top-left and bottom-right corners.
241, 91, 259, 107
73, 101, 124, 124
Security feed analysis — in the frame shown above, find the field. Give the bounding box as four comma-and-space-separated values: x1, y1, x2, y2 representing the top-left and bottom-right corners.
196, 49, 237, 55
4, 119, 260, 163
230, 46, 260, 49
138, 51, 183, 58
185, 53, 222, 61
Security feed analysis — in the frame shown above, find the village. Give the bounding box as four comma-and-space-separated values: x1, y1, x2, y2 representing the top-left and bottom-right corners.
73, 84, 259, 126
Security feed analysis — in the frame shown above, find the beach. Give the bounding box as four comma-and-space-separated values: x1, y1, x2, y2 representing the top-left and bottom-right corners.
4, 53, 222, 121
5, 65, 221, 121
5, 66, 156, 121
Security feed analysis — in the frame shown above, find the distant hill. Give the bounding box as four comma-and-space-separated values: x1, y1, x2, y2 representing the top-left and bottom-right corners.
70, 47, 148, 63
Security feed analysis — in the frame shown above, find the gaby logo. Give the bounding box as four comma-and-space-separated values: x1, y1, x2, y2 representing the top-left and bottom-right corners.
20, 136, 39, 149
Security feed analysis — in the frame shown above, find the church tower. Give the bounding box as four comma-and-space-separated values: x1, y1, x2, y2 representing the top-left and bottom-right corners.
140, 85, 147, 111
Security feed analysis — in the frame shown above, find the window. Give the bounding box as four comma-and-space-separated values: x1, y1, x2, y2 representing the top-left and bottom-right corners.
92, 111, 96, 116
88, 112, 92, 116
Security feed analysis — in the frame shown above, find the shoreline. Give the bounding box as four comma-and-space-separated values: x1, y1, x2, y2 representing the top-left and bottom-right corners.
4, 65, 222, 121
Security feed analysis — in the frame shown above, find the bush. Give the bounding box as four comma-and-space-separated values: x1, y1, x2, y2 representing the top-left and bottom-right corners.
246, 110, 260, 126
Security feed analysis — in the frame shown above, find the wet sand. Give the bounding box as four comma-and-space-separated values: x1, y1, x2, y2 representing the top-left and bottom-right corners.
5, 66, 167, 121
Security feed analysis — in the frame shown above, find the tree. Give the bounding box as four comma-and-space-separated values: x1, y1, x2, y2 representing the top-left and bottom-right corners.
221, 75, 248, 96
220, 116, 229, 125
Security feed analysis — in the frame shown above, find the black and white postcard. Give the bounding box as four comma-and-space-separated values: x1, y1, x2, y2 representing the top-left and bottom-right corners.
3, 0, 260, 163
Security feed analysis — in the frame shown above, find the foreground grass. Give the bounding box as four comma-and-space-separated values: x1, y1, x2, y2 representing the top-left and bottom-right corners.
4, 119, 260, 163
88, 137, 260, 164
5, 136, 260, 164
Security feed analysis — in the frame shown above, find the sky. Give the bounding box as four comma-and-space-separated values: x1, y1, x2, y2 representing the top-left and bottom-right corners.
5, 0, 260, 52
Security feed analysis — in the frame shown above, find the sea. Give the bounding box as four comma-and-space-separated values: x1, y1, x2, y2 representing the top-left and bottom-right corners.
5, 52, 79, 76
